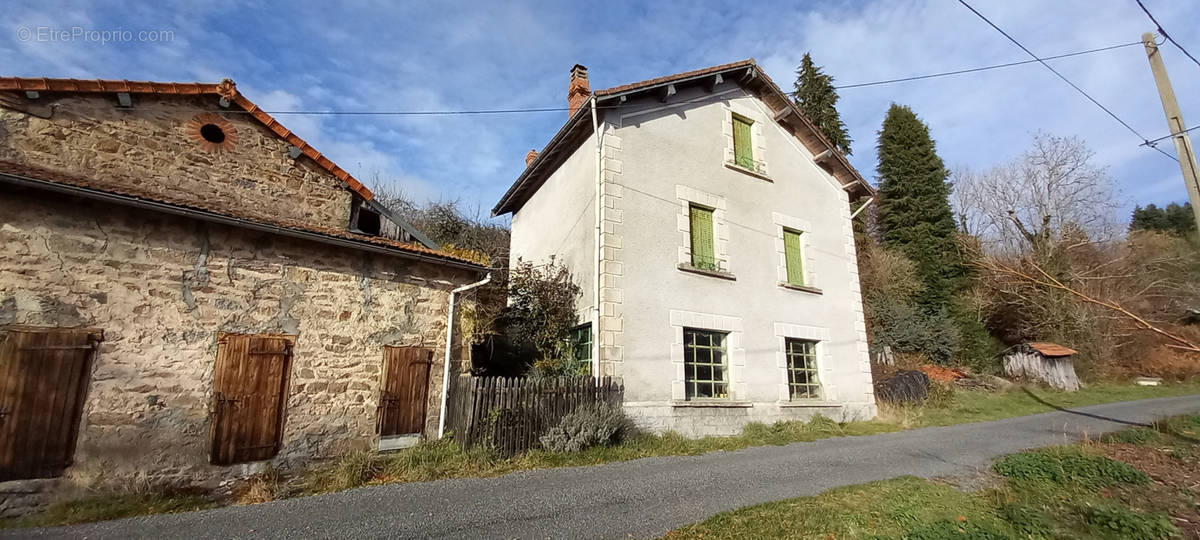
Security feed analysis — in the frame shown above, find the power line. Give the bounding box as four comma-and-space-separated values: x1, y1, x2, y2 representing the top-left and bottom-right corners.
956, 0, 1177, 163
835, 41, 1142, 89
1142, 124, 1200, 146
1136, 0, 1200, 69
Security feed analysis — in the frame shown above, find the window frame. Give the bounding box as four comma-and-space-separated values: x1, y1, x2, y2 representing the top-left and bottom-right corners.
683, 327, 730, 400
569, 323, 593, 376
783, 228, 806, 286
784, 338, 821, 400
688, 204, 717, 271
731, 113, 755, 170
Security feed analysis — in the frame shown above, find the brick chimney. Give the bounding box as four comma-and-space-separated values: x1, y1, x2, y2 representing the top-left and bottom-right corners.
568, 64, 590, 117
525, 149, 539, 166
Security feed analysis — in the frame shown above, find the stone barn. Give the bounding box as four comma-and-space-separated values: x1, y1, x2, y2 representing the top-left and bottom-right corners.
0, 77, 488, 513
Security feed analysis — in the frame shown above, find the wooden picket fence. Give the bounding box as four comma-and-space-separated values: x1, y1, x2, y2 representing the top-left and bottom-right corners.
444, 375, 623, 455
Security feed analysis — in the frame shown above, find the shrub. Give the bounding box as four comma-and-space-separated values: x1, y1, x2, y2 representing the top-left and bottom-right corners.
539, 402, 635, 452
1078, 504, 1177, 540
993, 448, 1150, 488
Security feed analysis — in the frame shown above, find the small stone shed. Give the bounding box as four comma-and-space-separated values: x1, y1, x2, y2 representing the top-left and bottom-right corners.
1004, 342, 1080, 391
0, 77, 487, 514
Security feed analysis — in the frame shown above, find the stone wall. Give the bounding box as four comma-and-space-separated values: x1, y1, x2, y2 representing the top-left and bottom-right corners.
0, 189, 478, 491
0, 94, 352, 231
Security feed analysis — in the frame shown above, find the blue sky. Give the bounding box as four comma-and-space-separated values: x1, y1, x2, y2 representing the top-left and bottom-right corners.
5, 0, 1199, 225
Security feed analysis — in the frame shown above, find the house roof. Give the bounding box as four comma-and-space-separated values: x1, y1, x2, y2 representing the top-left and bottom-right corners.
0, 77, 375, 201
1029, 342, 1077, 357
0, 159, 486, 271
492, 59, 873, 216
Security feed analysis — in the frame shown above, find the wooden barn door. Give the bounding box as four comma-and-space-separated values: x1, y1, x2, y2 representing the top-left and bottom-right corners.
377, 347, 434, 437
0, 327, 103, 481
210, 334, 293, 466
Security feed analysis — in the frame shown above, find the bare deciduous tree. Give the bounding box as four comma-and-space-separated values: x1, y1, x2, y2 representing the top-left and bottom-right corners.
952, 133, 1119, 255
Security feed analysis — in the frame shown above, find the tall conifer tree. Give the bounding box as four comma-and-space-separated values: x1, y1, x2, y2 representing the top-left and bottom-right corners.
793, 53, 852, 156
876, 104, 962, 311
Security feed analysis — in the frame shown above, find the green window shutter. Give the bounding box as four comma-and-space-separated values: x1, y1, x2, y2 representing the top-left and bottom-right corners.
689, 205, 716, 270
784, 229, 805, 285
733, 116, 754, 169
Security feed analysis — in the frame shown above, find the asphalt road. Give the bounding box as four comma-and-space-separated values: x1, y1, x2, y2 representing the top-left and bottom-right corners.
10, 394, 1200, 540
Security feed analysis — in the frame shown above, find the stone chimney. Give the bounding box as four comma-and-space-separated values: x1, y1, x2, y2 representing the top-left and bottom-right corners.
568, 64, 590, 117
525, 149, 539, 166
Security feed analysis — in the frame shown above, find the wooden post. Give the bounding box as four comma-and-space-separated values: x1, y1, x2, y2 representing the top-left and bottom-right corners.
1142, 32, 1200, 229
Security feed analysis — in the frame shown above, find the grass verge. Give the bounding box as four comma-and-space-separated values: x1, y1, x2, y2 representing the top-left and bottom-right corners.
5, 380, 1198, 529
0, 489, 218, 530
665, 417, 1200, 539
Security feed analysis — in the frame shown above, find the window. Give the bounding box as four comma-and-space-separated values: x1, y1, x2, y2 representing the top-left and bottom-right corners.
732, 115, 754, 169
684, 328, 728, 399
569, 324, 593, 375
783, 229, 805, 286
785, 338, 821, 399
689, 204, 716, 270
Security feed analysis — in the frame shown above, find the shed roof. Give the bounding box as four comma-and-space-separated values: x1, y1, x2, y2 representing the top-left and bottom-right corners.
1029, 342, 1077, 357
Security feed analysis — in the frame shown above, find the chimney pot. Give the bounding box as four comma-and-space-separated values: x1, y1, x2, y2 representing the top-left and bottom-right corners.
525, 149, 539, 166
568, 64, 591, 117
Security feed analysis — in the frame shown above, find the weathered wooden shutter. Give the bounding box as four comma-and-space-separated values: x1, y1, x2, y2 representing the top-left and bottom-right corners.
210, 334, 293, 466
733, 116, 754, 169
784, 229, 805, 285
689, 205, 716, 269
0, 327, 102, 481
378, 347, 434, 437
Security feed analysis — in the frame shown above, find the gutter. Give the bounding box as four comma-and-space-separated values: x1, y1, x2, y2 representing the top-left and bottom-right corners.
0, 171, 487, 273
437, 273, 492, 438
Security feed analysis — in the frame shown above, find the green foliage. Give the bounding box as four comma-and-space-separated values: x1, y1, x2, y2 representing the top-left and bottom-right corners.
999, 503, 1055, 538
993, 448, 1150, 488
950, 300, 1003, 373
876, 104, 964, 313
860, 243, 961, 363
792, 53, 852, 155
1130, 202, 1195, 236
897, 519, 1011, 540
504, 258, 582, 375
1077, 504, 1177, 540
539, 402, 636, 452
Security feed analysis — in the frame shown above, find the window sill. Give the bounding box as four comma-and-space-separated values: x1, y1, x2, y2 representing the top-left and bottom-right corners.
778, 400, 842, 408
724, 162, 772, 182
678, 264, 736, 281
779, 282, 823, 295
673, 400, 753, 408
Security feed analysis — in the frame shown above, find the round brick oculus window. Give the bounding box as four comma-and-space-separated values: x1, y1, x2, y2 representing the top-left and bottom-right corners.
200, 123, 226, 143
187, 113, 238, 152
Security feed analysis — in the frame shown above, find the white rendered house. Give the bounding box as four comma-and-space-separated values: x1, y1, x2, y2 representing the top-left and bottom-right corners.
493, 60, 877, 436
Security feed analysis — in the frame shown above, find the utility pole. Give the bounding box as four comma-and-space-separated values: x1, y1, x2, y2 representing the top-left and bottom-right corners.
1142, 32, 1200, 229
